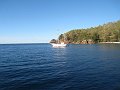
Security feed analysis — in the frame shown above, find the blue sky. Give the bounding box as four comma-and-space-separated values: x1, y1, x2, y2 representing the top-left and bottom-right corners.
0, 0, 120, 43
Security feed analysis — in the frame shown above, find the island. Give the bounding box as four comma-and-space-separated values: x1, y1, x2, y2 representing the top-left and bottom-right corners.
50, 20, 120, 44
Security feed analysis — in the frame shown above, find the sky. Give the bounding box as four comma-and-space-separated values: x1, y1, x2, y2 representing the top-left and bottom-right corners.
0, 0, 120, 43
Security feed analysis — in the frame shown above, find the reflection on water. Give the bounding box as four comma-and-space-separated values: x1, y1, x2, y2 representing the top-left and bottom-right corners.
99, 43, 120, 50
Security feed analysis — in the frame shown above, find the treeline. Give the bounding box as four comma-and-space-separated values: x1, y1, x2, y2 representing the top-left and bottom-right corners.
58, 20, 120, 44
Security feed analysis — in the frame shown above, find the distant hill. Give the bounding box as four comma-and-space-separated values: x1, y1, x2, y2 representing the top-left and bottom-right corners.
58, 20, 120, 44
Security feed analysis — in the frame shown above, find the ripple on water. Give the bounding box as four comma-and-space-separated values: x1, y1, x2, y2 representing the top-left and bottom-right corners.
0, 44, 120, 90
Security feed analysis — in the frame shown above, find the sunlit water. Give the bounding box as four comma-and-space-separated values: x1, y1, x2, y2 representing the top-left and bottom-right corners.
0, 43, 120, 90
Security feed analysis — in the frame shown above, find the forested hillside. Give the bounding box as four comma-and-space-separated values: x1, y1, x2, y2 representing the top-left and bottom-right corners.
58, 20, 120, 44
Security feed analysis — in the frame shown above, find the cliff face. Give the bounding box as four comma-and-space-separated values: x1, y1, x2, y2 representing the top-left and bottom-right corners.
58, 20, 120, 44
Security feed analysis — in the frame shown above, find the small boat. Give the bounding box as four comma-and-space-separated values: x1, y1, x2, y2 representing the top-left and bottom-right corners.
51, 42, 67, 47
50, 33, 68, 47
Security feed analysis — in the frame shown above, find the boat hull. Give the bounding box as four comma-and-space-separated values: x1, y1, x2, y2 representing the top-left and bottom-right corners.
51, 43, 67, 47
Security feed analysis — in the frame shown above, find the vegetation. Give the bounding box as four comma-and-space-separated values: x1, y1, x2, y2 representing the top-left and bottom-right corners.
58, 20, 120, 44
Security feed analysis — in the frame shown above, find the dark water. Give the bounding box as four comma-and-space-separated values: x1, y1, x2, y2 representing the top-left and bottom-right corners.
0, 44, 120, 90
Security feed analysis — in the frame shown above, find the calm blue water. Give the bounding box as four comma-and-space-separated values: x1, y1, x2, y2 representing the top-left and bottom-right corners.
0, 43, 120, 90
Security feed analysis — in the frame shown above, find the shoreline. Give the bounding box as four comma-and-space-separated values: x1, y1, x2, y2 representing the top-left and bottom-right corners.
68, 42, 120, 44
100, 42, 120, 44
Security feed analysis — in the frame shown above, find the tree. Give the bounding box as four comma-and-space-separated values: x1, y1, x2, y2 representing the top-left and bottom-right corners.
57, 20, 120, 44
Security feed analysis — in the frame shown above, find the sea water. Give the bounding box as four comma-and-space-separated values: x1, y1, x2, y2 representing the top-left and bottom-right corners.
0, 43, 120, 90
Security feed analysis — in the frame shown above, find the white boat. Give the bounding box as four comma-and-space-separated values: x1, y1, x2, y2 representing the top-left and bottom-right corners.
50, 33, 68, 47
51, 42, 67, 47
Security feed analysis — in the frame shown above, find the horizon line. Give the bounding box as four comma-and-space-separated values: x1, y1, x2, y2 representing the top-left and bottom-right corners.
0, 42, 49, 44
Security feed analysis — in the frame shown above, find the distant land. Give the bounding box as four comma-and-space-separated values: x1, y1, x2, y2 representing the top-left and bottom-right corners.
50, 20, 120, 44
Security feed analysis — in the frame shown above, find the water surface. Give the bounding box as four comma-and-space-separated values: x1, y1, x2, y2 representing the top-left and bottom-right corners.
0, 43, 120, 90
